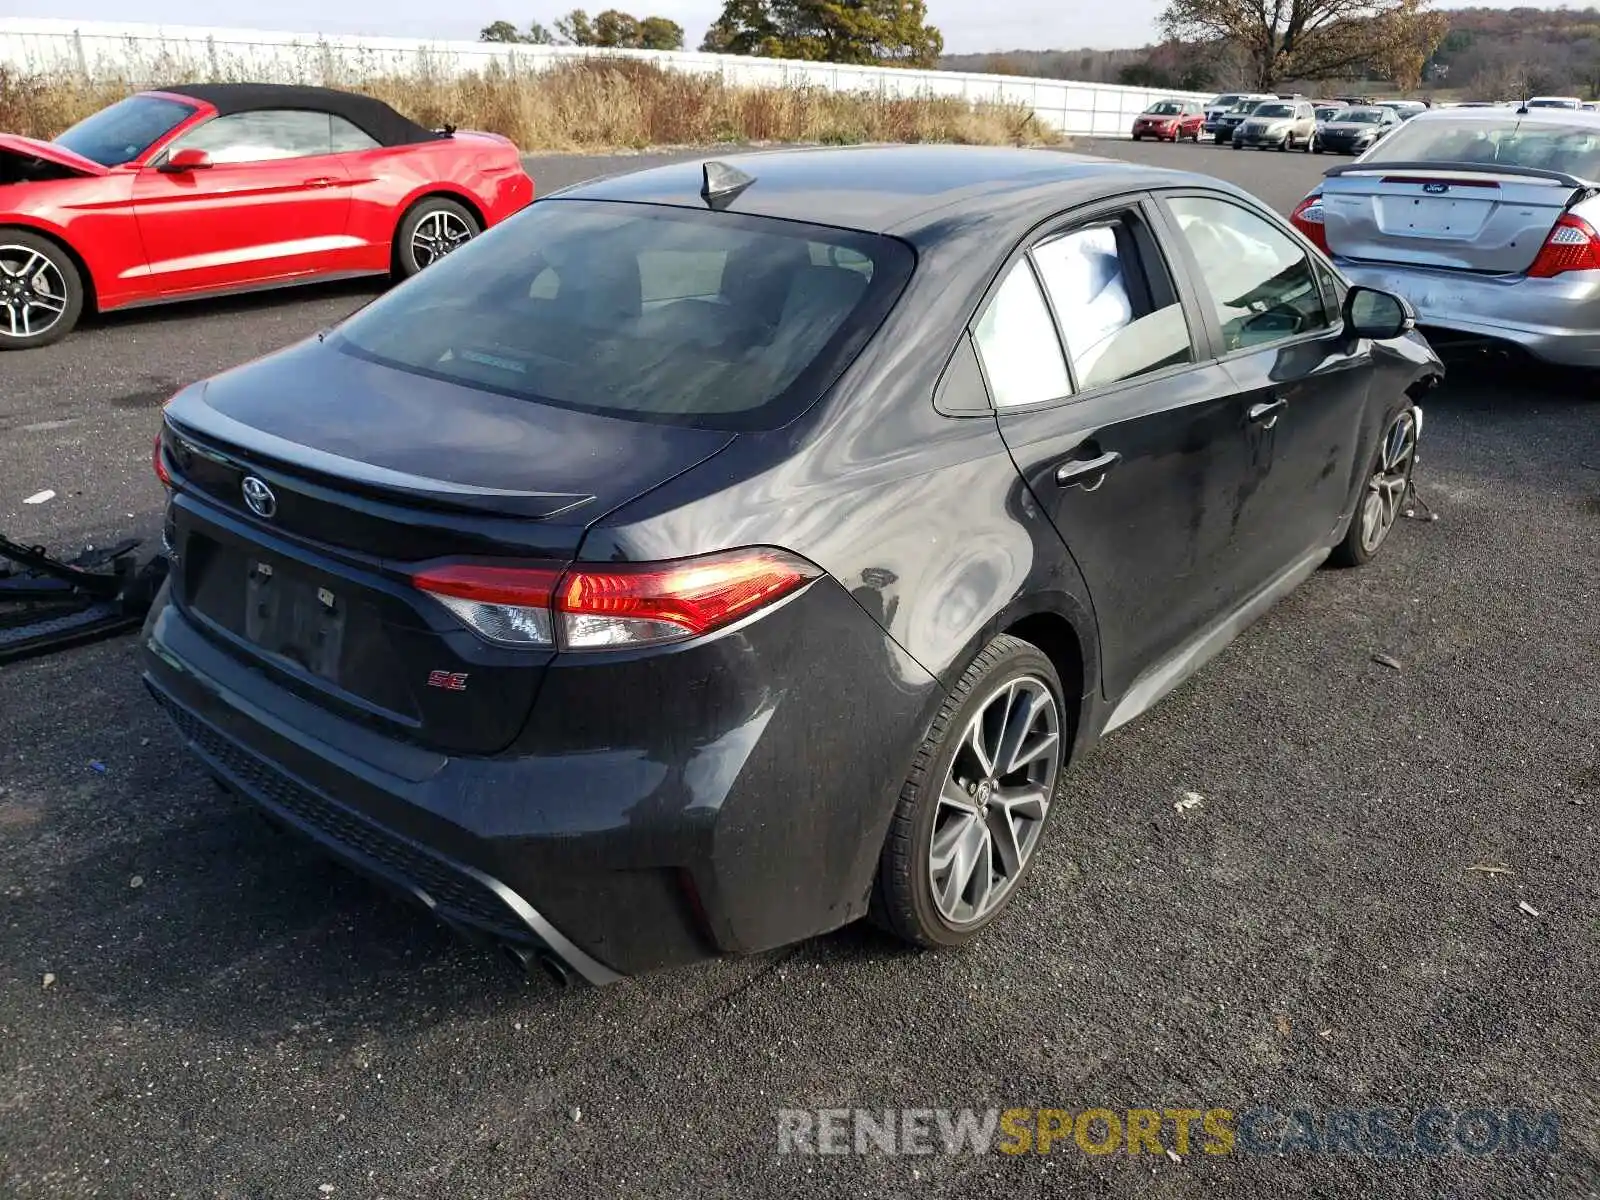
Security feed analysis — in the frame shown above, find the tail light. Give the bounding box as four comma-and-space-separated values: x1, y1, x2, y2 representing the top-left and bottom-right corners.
1290, 194, 1329, 254
152, 433, 172, 487
413, 548, 820, 651
1526, 213, 1600, 278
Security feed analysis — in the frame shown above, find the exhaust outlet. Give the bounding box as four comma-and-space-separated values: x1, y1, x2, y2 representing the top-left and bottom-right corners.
500, 942, 572, 988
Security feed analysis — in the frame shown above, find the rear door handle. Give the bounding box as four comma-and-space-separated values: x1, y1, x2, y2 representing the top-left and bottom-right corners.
1055, 450, 1122, 491
1248, 397, 1288, 429
303, 176, 338, 188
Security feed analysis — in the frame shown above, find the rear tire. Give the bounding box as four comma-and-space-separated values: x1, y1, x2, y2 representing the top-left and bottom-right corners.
0, 230, 83, 350
1328, 405, 1418, 568
871, 635, 1067, 949
393, 197, 481, 279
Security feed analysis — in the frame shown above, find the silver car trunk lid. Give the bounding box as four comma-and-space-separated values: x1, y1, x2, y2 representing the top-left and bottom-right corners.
1319, 161, 1590, 274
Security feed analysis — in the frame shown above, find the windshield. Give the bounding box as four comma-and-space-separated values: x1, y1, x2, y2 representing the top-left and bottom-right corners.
1228, 101, 1261, 115
1209, 94, 1242, 107
54, 94, 196, 166
1527, 99, 1579, 109
1364, 117, 1600, 178
1253, 104, 1295, 119
1336, 109, 1384, 124
334, 199, 914, 431
1145, 102, 1182, 115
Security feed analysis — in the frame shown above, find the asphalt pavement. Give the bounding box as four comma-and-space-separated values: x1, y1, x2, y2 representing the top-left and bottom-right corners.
1, 137, 1597, 1199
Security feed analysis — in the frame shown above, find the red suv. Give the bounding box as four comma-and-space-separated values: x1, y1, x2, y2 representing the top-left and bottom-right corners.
1131, 99, 1204, 142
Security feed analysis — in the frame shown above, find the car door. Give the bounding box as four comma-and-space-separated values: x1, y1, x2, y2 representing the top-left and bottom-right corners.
1153, 190, 1373, 586
131, 109, 356, 296
980, 195, 1275, 704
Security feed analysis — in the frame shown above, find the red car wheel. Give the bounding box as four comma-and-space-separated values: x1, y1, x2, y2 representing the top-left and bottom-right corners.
0, 230, 84, 351
395, 197, 482, 279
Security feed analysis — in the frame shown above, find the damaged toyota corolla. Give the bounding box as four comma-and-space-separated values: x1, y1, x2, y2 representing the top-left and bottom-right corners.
142, 146, 1442, 985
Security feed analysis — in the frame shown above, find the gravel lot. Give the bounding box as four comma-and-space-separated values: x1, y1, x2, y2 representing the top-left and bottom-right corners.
2, 138, 1597, 1199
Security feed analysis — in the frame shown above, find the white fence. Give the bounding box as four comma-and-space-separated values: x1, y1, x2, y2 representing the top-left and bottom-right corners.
0, 18, 1212, 138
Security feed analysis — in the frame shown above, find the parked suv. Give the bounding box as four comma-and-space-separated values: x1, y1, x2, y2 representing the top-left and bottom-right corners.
1234, 99, 1318, 149
1202, 91, 1274, 135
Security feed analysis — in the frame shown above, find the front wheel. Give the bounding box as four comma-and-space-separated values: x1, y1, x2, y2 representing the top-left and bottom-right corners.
0, 231, 83, 350
871, 635, 1066, 948
394, 197, 481, 279
1329, 407, 1418, 567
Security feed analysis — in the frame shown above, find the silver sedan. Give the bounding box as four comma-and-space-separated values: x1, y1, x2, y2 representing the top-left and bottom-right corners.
1289, 106, 1600, 366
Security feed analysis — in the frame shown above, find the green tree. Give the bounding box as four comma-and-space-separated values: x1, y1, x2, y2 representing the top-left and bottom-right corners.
700, 0, 944, 67
592, 9, 643, 45
1159, 0, 1448, 89
639, 15, 686, 49
556, 9, 597, 44
478, 19, 555, 43
479, 20, 524, 42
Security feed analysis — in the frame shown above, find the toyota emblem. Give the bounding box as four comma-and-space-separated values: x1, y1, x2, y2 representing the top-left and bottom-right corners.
241, 475, 277, 519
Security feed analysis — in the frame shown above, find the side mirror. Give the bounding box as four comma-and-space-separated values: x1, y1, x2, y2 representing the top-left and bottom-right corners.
159, 147, 213, 173
1344, 285, 1414, 340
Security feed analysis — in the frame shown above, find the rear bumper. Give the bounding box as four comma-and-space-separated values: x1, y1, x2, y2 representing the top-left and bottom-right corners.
1336, 260, 1600, 366
141, 571, 940, 981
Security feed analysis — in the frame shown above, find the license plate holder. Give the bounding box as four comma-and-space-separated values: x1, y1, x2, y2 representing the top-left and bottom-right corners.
243, 559, 346, 680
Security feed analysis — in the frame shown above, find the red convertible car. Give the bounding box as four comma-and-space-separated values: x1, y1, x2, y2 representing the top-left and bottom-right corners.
1130, 99, 1206, 142
0, 83, 533, 349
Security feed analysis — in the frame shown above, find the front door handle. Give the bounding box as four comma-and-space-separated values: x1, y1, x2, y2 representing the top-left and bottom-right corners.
303, 176, 338, 188
1055, 450, 1122, 491
1248, 397, 1288, 429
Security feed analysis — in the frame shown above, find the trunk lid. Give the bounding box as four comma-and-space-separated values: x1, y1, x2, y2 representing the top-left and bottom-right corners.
162, 337, 734, 755
1319, 163, 1588, 273
0, 134, 109, 179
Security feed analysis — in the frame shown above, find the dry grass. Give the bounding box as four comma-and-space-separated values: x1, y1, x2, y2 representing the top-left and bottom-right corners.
0, 59, 1062, 152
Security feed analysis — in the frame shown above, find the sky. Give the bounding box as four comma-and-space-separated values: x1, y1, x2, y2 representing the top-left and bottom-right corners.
1, 0, 1580, 56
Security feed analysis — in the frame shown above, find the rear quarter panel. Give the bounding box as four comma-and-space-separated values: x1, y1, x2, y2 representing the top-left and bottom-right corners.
1, 174, 147, 308
343, 134, 533, 264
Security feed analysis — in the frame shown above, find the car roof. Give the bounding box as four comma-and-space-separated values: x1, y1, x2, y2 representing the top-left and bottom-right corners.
147, 82, 444, 147
545, 144, 1233, 241
1401, 104, 1600, 127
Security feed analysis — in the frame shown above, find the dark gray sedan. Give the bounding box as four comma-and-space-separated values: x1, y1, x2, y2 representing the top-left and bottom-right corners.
1314, 106, 1403, 154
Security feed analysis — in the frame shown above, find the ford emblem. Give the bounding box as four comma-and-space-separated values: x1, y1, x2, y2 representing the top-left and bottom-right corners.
241, 475, 277, 520
1423, 182, 1449, 194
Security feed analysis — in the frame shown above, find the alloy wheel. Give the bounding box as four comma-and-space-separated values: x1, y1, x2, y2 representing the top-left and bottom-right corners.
928, 676, 1062, 927
1360, 410, 1416, 555
410, 210, 475, 269
0, 246, 69, 341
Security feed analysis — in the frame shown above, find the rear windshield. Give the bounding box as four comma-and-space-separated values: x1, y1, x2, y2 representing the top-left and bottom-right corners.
55, 94, 196, 166
1211, 95, 1243, 107
1146, 102, 1183, 115
1365, 117, 1600, 178
333, 199, 913, 430
1253, 104, 1295, 118
1526, 99, 1580, 109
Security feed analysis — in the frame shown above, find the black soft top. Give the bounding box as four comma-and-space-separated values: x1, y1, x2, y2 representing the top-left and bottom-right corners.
155, 83, 445, 147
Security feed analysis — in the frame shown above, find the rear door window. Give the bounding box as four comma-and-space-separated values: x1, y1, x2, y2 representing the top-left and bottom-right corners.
1030, 212, 1194, 391
333, 199, 913, 430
